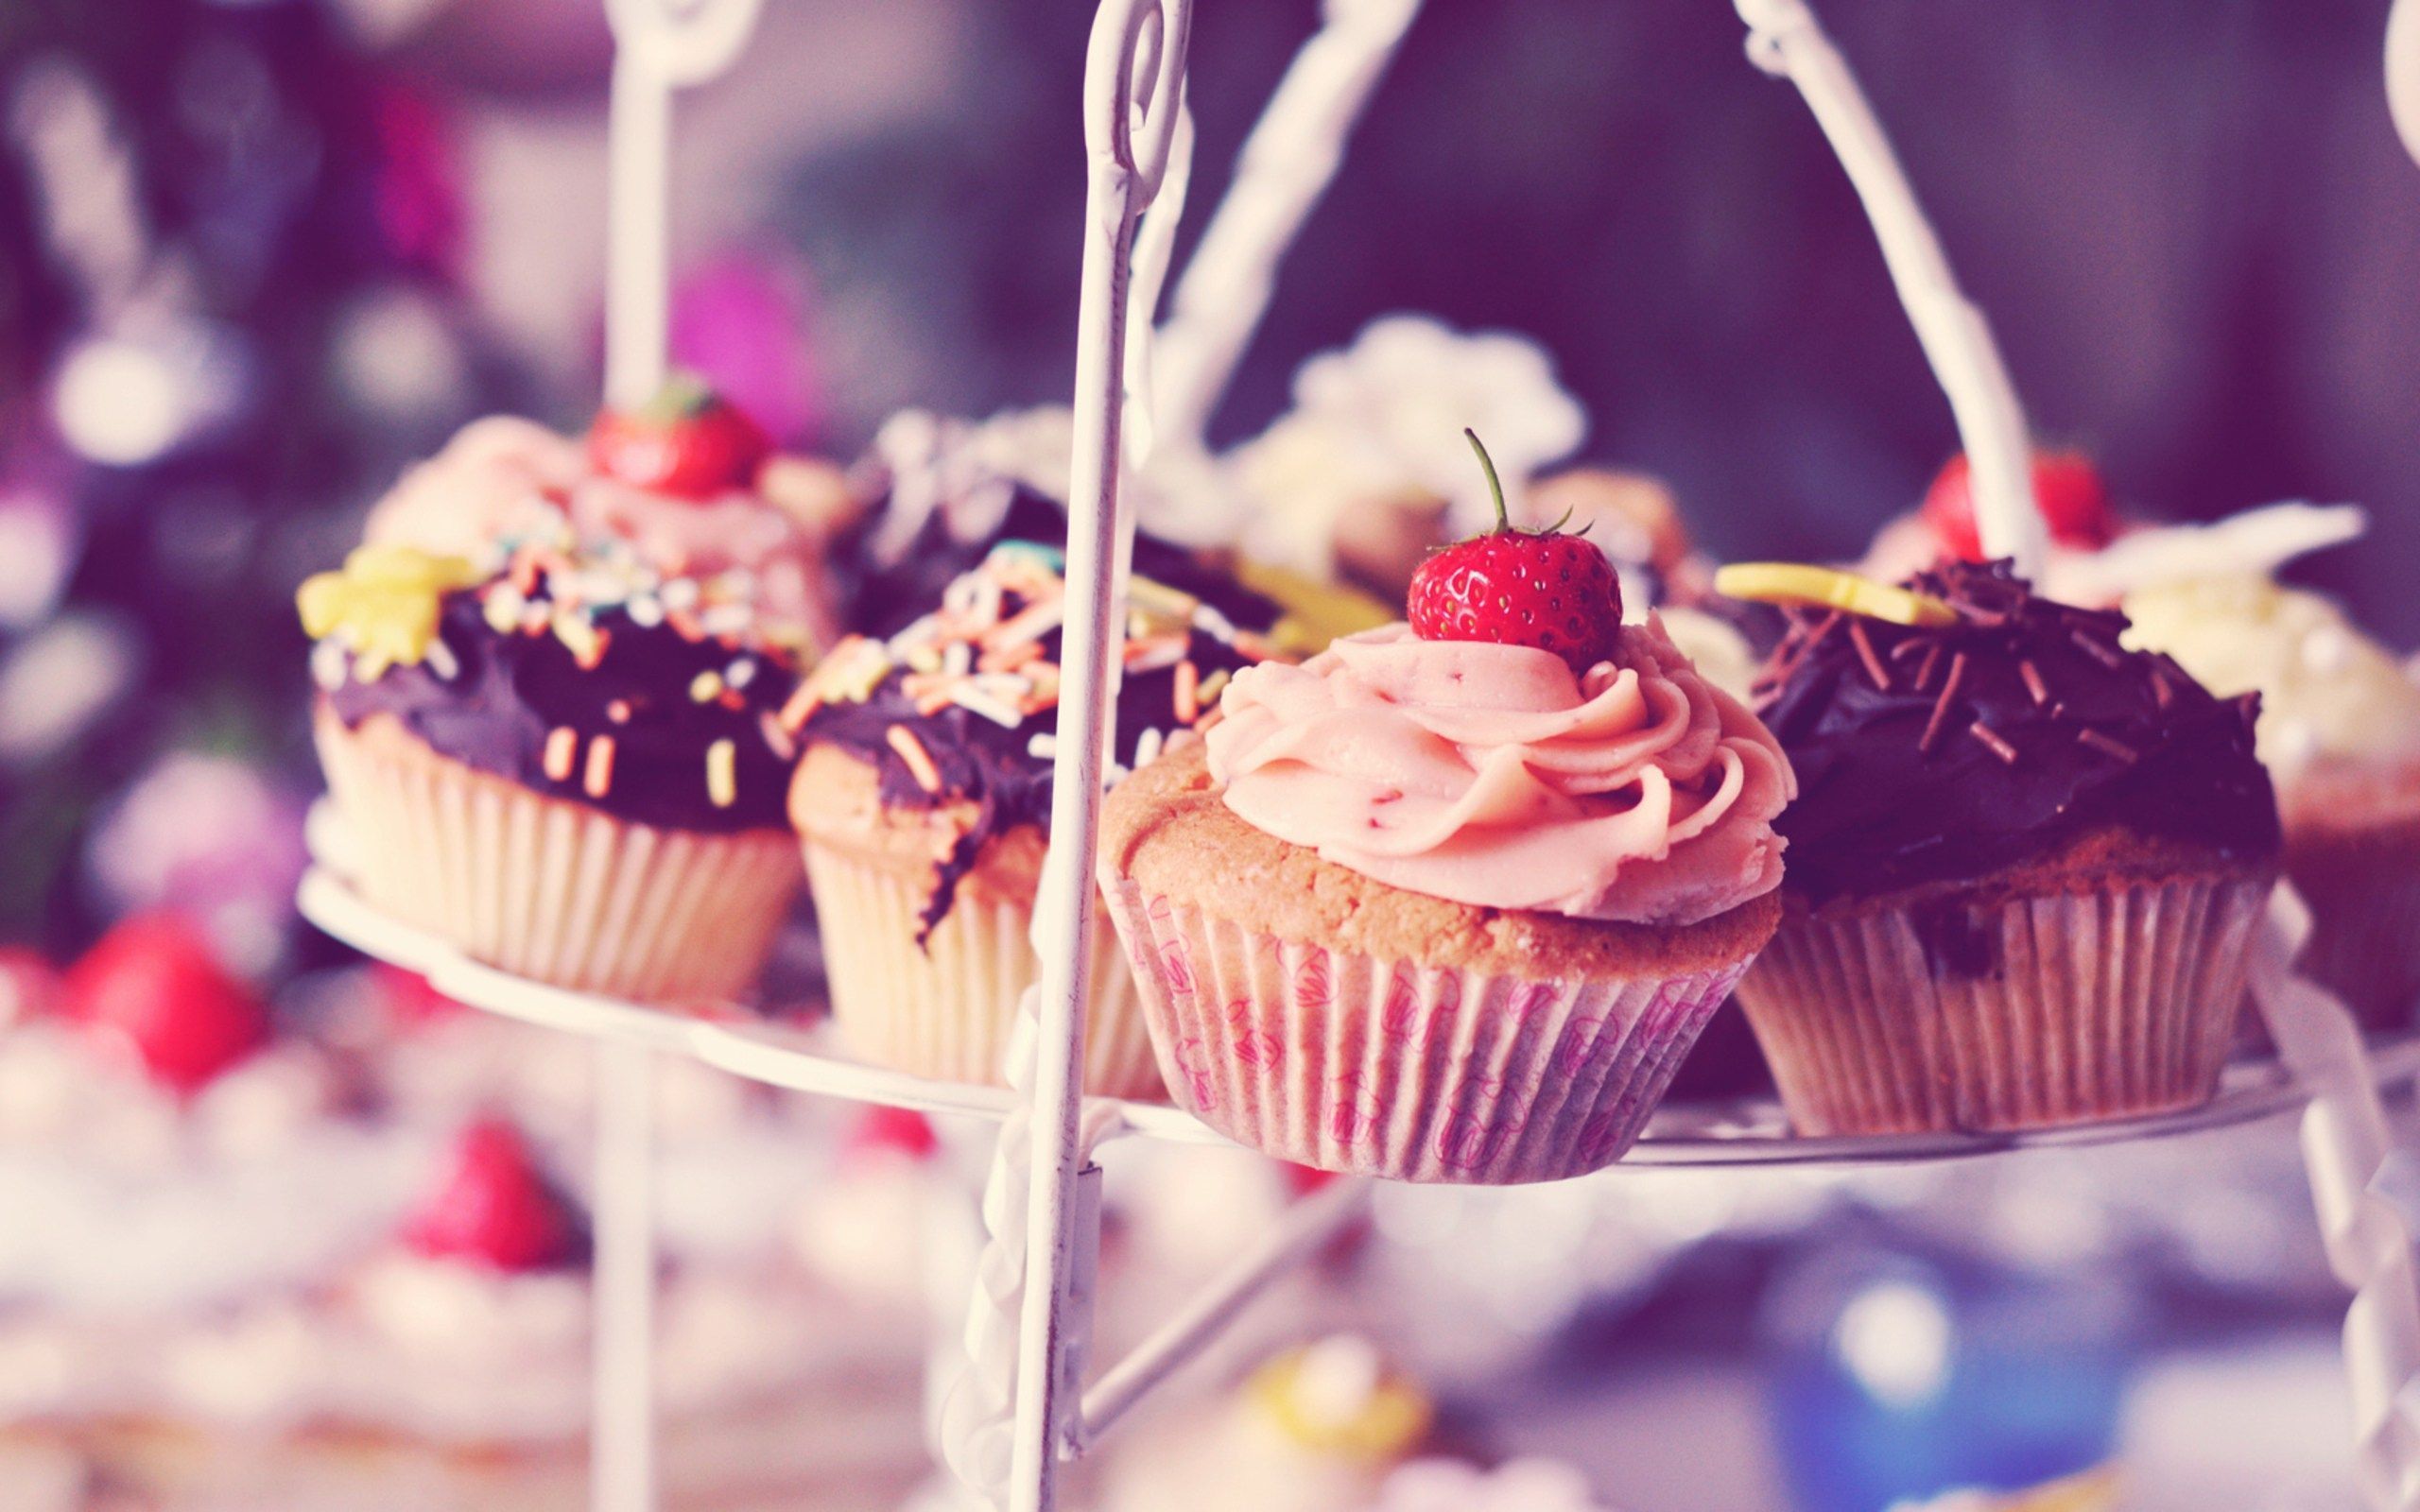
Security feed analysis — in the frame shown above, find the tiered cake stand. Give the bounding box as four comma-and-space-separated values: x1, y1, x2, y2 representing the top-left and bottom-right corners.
299, 3, 2420, 1509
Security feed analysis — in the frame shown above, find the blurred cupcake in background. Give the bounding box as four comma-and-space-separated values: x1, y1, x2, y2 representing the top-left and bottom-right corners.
2122, 573, 2420, 1030
1728, 560, 2279, 1135
301, 377, 848, 1005
787, 533, 1285, 1096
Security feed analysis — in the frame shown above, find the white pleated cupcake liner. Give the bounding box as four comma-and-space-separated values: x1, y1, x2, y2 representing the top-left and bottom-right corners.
315, 714, 801, 1005
2289, 845, 2420, 1035
801, 840, 1163, 1099
1101, 879, 1746, 1184
1735, 872, 2273, 1136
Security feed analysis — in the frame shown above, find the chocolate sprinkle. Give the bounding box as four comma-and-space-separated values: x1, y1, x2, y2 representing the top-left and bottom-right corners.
2077, 728, 2140, 764
1967, 720, 2019, 765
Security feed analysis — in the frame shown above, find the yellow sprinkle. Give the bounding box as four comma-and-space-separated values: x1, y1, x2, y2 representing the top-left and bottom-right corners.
1714, 562, 1958, 627
689, 669, 725, 703
1197, 668, 1231, 708
705, 738, 737, 809
583, 734, 617, 799
543, 727, 578, 782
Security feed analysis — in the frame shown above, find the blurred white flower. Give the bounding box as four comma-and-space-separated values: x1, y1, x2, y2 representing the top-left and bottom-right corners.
1372, 1458, 1624, 1512
1229, 316, 1586, 574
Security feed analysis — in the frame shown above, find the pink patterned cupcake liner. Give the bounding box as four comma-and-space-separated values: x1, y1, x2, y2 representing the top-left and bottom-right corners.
1735, 872, 2272, 1136
1104, 880, 1744, 1183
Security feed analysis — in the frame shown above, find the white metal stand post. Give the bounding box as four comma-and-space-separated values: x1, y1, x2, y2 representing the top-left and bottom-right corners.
593, 4, 763, 1509
1733, 0, 2042, 575
1011, 3, 1190, 1503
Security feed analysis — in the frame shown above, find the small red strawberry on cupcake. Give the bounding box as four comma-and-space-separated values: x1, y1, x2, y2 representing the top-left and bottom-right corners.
64, 912, 269, 1095
1407, 430, 1624, 674
1921, 449, 2118, 562
404, 1118, 590, 1271
587, 371, 773, 500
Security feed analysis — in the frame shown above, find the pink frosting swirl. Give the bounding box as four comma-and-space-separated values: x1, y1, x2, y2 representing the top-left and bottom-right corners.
1204, 620, 1795, 925
365, 416, 838, 645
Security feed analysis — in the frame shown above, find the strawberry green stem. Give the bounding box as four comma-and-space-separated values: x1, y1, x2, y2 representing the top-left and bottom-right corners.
1464, 427, 1511, 533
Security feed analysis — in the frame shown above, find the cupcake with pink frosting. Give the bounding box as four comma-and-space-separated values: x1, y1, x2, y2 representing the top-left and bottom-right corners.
1098, 434, 1792, 1183
301, 379, 849, 1004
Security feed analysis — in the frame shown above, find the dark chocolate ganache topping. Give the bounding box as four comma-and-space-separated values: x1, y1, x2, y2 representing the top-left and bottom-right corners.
801, 535, 1282, 934
1753, 559, 2280, 909
320, 569, 804, 834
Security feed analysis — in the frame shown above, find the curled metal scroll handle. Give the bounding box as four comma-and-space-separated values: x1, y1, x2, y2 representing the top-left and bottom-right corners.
1089, 0, 1190, 201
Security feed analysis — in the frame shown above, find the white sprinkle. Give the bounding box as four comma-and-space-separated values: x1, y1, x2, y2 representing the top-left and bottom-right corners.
310, 638, 350, 692
1194, 604, 1236, 641
424, 640, 460, 682
943, 642, 974, 678
724, 658, 757, 690
950, 688, 1024, 729
699, 605, 750, 638
1027, 733, 1059, 761
1132, 726, 1166, 772
1127, 642, 1184, 675
625, 594, 666, 628
660, 578, 700, 610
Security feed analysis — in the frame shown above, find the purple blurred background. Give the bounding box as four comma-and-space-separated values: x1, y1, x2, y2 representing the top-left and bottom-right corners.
1, 0, 2414, 955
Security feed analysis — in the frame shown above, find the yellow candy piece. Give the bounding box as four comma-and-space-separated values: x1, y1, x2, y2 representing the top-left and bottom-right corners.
1245, 1345, 1433, 1459
296, 545, 482, 671
1236, 560, 1397, 654
1714, 562, 1957, 627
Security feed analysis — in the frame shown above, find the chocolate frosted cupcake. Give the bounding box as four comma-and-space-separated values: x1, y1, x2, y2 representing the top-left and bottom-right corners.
787, 538, 1283, 1096
303, 385, 842, 1004
1725, 560, 2281, 1135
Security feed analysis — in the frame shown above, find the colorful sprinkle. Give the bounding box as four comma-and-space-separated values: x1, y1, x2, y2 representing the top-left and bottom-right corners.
544, 726, 578, 782
705, 738, 737, 809
583, 734, 617, 798
886, 726, 944, 794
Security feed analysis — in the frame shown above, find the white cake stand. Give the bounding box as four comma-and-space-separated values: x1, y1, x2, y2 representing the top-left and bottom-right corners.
298, 3, 2420, 1510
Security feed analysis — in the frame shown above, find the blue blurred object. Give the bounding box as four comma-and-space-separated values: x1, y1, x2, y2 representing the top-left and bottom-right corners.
1762, 1237, 2137, 1512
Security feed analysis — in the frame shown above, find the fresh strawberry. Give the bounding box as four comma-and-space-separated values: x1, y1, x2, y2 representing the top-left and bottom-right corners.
1921, 449, 2117, 562
1407, 430, 1623, 673
64, 913, 268, 1094
586, 372, 772, 499
404, 1119, 589, 1271
847, 1105, 940, 1162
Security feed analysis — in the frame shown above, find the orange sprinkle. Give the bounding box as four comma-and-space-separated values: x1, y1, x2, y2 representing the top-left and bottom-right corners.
717, 690, 748, 712
543, 727, 578, 782
582, 734, 617, 799
886, 726, 944, 794
778, 681, 822, 732
606, 698, 634, 724
980, 642, 1045, 673
1173, 660, 1200, 725
915, 690, 955, 717
574, 627, 610, 671
667, 610, 705, 643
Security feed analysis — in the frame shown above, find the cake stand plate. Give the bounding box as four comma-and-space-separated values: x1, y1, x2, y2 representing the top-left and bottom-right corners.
296, 857, 2420, 1173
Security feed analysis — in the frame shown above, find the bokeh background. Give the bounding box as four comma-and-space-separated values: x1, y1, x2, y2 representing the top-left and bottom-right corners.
4, 0, 2415, 960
